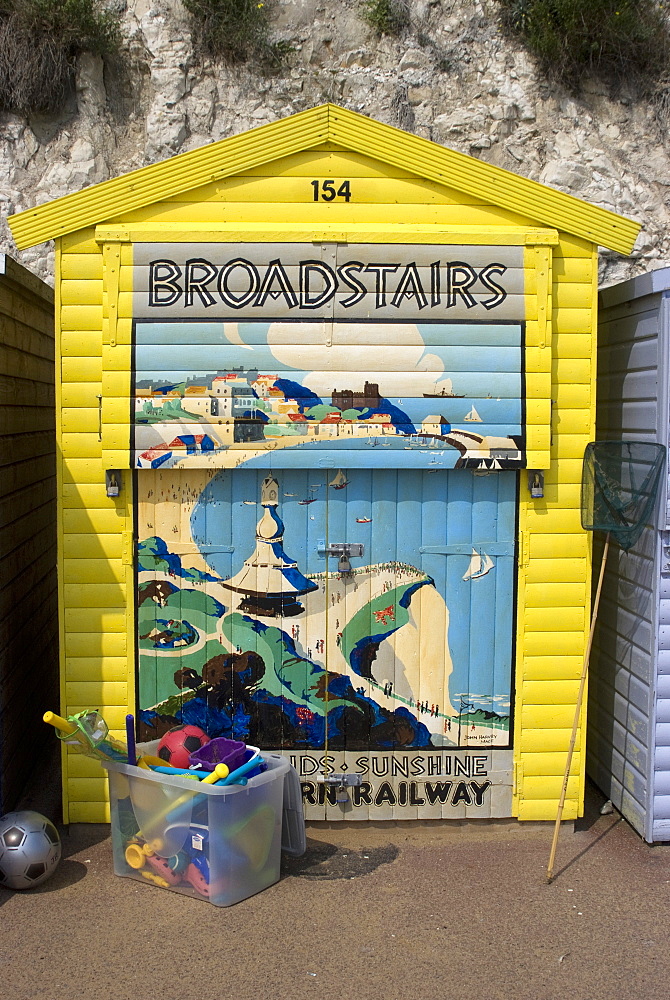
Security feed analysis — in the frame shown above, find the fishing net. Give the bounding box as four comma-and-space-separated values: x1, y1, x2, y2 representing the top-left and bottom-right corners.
581, 441, 666, 551
53, 710, 127, 762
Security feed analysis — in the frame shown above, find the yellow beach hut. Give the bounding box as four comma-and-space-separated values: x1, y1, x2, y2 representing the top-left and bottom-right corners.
8, 104, 639, 824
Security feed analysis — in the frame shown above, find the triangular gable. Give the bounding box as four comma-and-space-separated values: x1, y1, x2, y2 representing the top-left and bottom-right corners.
8, 104, 639, 254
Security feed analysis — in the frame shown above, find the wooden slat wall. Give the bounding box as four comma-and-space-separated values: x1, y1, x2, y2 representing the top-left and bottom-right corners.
589, 287, 663, 840
0, 254, 58, 812
58, 227, 131, 821
57, 145, 597, 821
515, 236, 595, 820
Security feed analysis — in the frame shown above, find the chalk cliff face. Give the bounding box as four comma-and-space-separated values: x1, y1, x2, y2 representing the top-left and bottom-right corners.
2, 0, 669, 283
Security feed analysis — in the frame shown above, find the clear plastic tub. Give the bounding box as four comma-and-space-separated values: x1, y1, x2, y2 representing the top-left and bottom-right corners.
103, 748, 292, 906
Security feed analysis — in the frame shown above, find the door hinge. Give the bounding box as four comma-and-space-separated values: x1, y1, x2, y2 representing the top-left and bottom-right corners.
122, 530, 135, 566
518, 531, 530, 569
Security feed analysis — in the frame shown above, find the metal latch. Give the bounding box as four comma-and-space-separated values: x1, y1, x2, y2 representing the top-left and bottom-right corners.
662, 530, 670, 572
316, 772, 362, 802
318, 542, 364, 575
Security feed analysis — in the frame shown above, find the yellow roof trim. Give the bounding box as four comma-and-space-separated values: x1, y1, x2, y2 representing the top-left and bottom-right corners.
9, 104, 639, 254
95, 221, 559, 245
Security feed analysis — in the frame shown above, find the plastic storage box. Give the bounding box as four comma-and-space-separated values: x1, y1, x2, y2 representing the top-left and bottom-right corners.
103, 748, 303, 906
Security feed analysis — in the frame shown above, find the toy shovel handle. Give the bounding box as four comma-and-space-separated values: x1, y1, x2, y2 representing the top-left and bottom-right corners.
43, 711, 77, 736
201, 763, 230, 784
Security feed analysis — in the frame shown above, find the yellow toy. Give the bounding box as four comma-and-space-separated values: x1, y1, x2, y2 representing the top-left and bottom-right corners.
141, 870, 171, 889
137, 755, 169, 770
134, 763, 231, 848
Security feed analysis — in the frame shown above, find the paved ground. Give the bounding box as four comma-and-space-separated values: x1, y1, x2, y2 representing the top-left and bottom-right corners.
1, 782, 669, 1000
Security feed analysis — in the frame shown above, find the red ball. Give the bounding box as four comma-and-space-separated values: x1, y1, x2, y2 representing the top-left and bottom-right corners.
157, 725, 210, 769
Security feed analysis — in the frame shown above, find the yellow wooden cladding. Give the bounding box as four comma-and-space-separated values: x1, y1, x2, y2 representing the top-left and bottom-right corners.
520, 751, 582, 776
523, 655, 585, 681
524, 607, 586, 632
64, 633, 126, 658
17, 107, 608, 822
65, 681, 127, 704
47, 213, 134, 819
65, 657, 128, 682
119, 201, 546, 228
69, 801, 111, 823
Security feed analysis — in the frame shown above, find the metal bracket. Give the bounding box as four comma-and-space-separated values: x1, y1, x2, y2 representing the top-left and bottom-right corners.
316, 772, 362, 787
318, 543, 364, 558
662, 530, 670, 572
318, 542, 364, 575
316, 773, 362, 802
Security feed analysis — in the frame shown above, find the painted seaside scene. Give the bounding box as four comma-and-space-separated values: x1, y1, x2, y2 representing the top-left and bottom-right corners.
137, 467, 515, 752
133, 320, 524, 471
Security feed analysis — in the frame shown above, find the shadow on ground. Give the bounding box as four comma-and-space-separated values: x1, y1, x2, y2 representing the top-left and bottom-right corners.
282, 839, 399, 880
0, 822, 111, 906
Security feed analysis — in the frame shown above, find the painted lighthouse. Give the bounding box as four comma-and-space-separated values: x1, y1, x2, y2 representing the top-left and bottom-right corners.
222, 475, 318, 617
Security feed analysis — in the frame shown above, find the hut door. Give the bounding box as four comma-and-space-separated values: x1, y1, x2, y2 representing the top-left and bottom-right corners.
136, 466, 516, 819
133, 240, 524, 816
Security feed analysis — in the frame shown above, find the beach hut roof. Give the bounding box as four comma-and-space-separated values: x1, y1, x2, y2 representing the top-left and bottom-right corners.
8, 104, 639, 255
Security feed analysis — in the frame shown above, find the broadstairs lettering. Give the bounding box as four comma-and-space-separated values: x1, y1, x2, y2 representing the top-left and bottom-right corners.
148, 256, 509, 312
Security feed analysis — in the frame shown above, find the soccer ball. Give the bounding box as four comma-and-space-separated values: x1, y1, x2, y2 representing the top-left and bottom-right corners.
157, 724, 210, 769
0, 811, 61, 890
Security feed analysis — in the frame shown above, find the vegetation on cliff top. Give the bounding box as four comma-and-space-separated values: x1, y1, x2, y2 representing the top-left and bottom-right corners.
498, 0, 670, 91
2, 0, 669, 119
183, 0, 290, 67
360, 0, 411, 36
0, 0, 120, 115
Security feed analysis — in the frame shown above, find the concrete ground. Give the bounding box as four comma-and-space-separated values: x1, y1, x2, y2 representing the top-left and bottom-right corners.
1, 781, 669, 1000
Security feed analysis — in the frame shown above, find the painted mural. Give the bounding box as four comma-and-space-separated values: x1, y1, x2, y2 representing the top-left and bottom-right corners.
137, 467, 516, 761
133, 243, 522, 815
133, 319, 525, 471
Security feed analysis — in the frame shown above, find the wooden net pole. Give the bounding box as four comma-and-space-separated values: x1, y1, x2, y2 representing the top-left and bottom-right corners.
546, 532, 610, 883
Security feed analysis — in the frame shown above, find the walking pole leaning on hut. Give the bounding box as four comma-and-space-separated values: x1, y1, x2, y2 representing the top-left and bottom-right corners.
546, 441, 666, 883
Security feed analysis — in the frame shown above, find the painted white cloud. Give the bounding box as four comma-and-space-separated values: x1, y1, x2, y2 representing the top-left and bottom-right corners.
222, 322, 253, 350
266, 321, 455, 398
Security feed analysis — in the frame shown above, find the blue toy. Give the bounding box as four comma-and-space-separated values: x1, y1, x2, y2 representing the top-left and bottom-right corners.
126, 714, 137, 766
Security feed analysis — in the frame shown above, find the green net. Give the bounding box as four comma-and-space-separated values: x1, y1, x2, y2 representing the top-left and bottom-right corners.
581, 441, 666, 551
54, 710, 128, 762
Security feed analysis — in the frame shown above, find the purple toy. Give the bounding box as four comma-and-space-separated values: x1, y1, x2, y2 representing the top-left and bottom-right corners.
188, 737, 247, 773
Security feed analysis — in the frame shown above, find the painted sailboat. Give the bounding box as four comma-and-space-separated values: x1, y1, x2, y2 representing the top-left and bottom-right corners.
464, 405, 482, 422
462, 548, 494, 581
356, 517, 372, 523
329, 469, 349, 489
